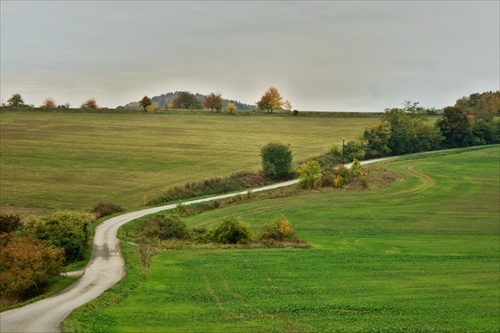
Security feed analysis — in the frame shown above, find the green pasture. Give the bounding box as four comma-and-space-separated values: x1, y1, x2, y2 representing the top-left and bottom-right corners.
0, 110, 369, 213
65, 147, 500, 332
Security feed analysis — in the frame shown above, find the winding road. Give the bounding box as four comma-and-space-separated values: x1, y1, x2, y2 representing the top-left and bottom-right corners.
0, 156, 401, 333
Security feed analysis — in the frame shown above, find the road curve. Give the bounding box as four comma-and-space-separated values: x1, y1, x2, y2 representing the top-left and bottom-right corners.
0, 157, 397, 333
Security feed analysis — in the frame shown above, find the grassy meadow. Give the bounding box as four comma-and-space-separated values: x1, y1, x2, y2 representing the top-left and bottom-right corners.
65, 147, 500, 332
0, 109, 373, 214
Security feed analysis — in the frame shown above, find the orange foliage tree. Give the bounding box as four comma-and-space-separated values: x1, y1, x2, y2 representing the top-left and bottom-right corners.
257, 87, 286, 113
0, 234, 64, 300
204, 93, 224, 112
41, 97, 56, 109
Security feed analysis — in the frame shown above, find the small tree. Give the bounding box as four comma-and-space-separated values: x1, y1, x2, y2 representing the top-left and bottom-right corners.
226, 102, 237, 114
140, 96, 152, 111
41, 98, 56, 109
256, 87, 285, 113
204, 93, 224, 112
261, 143, 293, 181
7, 93, 24, 107
81, 98, 98, 109
298, 160, 322, 189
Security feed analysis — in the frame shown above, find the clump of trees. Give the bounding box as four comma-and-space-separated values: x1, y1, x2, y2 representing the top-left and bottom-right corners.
325, 96, 498, 165
0, 211, 93, 302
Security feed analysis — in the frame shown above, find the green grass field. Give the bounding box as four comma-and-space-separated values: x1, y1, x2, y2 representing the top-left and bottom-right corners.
0, 110, 371, 213
65, 147, 500, 332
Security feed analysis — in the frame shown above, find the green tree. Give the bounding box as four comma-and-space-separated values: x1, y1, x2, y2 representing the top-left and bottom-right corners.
362, 122, 391, 158
7, 93, 24, 107
172, 91, 202, 109
437, 106, 472, 148
140, 96, 152, 111
26, 210, 94, 263
261, 143, 293, 180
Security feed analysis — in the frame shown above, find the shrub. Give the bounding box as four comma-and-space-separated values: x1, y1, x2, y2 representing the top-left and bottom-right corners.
261, 143, 293, 181
333, 175, 344, 188
207, 217, 252, 244
26, 210, 94, 263
257, 215, 296, 241
91, 202, 125, 218
0, 214, 21, 233
139, 213, 188, 240
298, 160, 322, 189
349, 158, 362, 177
0, 235, 64, 300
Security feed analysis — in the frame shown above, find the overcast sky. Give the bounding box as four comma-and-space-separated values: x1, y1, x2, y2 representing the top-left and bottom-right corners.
1, 1, 498, 111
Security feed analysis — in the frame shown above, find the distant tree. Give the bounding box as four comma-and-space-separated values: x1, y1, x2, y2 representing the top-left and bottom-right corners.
81, 98, 98, 109
261, 143, 293, 180
436, 106, 472, 148
41, 98, 56, 109
226, 102, 237, 114
455, 91, 500, 121
257, 87, 285, 113
283, 100, 293, 112
172, 91, 202, 109
140, 96, 152, 111
7, 93, 24, 107
204, 93, 224, 112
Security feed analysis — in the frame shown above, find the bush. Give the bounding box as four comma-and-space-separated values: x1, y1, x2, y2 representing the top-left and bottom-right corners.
257, 215, 296, 241
0, 214, 21, 233
261, 143, 293, 181
207, 217, 252, 244
26, 210, 94, 263
139, 213, 188, 240
91, 202, 126, 218
298, 160, 322, 189
0, 235, 64, 300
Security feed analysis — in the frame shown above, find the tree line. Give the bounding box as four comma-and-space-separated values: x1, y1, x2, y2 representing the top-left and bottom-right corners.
2, 87, 293, 113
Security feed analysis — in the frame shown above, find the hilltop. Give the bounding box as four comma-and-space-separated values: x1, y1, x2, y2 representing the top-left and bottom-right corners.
117, 92, 256, 110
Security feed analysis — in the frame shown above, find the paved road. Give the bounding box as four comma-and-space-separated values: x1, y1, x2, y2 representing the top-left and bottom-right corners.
0, 157, 397, 332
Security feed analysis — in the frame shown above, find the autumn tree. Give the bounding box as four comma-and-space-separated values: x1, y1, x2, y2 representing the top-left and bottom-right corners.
257, 87, 285, 113
7, 93, 24, 107
81, 98, 98, 109
41, 98, 56, 109
0, 235, 65, 300
204, 93, 224, 112
172, 91, 202, 109
140, 96, 152, 111
226, 102, 237, 114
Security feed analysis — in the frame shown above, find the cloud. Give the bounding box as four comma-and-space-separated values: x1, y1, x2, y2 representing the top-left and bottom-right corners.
1, 1, 498, 110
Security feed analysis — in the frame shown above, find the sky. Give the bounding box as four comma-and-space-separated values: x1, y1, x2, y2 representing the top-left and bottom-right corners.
1, 1, 498, 112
